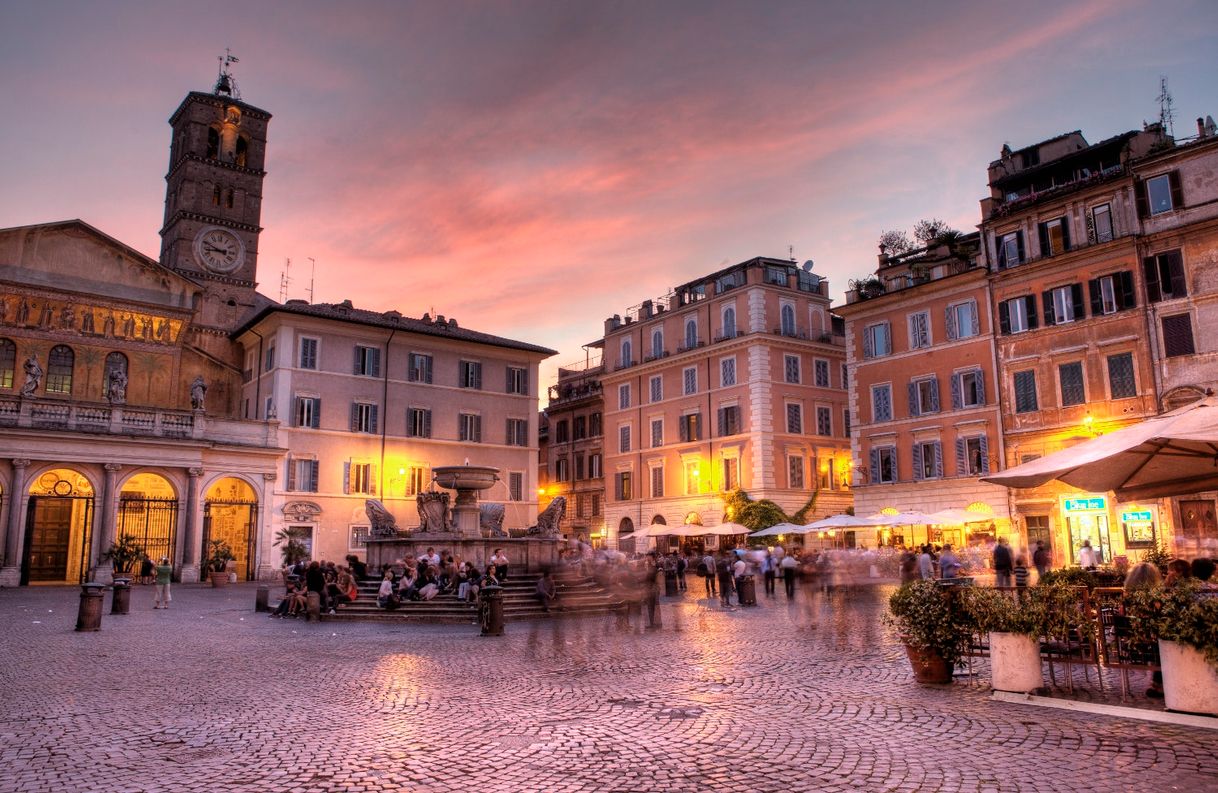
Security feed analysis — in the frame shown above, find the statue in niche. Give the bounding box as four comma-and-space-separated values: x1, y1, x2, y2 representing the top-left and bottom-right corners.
102, 312, 115, 338
60, 304, 75, 331
106, 368, 128, 405
80, 309, 95, 335
38, 302, 54, 329
20, 354, 43, 398
17, 298, 30, 325
527, 496, 566, 537
190, 376, 207, 410
121, 314, 135, 338
156, 319, 171, 342
365, 499, 399, 538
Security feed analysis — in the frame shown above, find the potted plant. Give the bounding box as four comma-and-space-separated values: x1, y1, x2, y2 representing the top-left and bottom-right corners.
962, 587, 1046, 693
102, 536, 147, 579
1126, 582, 1218, 715
206, 539, 236, 588
885, 581, 973, 684
274, 527, 310, 568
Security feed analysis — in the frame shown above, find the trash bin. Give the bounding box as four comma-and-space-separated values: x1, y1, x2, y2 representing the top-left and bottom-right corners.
738, 575, 757, 606
480, 584, 504, 636
664, 569, 678, 597
306, 591, 322, 622
76, 583, 106, 632
255, 584, 270, 613
110, 577, 132, 615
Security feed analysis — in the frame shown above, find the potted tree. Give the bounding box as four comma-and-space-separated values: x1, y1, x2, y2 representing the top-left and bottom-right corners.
963, 587, 1046, 693
885, 581, 973, 684
102, 536, 147, 579
274, 527, 310, 568
1127, 582, 1218, 715
206, 539, 236, 588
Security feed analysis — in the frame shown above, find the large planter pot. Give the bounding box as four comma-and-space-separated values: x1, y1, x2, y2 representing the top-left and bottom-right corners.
1159, 639, 1218, 716
989, 632, 1043, 693
209, 571, 229, 589
902, 641, 953, 684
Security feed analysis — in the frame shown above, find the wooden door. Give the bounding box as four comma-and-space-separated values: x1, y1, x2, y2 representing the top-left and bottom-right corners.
27, 498, 72, 581
1179, 500, 1217, 543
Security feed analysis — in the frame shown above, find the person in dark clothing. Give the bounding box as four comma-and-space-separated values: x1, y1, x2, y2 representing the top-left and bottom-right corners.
716, 553, 735, 608
676, 554, 688, 592
346, 554, 367, 581
304, 560, 327, 612
1032, 541, 1050, 581
993, 538, 1013, 588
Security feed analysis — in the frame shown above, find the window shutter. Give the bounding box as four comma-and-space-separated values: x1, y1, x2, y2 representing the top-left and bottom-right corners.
998, 301, 1011, 335
1037, 222, 1049, 257
907, 382, 920, 417
1166, 251, 1187, 298
933, 442, 944, 478
968, 301, 979, 336
1071, 284, 1085, 321
311, 399, 321, 428
372, 348, 382, 378
1143, 256, 1162, 303
423, 409, 432, 438
1015, 231, 1025, 263
1088, 279, 1102, 316
369, 465, 377, 495
1118, 271, 1136, 310
1025, 296, 1039, 330
474, 415, 482, 443
286, 459, 297, 491
343, 461, 351, 494
928, 378, 940, 412
350, 403, 359, 432
945, 305, 957, 340
1162, 314, 1196, 357
862, 328, 873, 359
717, 408, 726, 436
974, 369, 986, 405
309, 460, 319, 492
370, 405, 379, 434
892, 451, 899, 482
474, 364, 482, 390
955, 439, 967, 477
353, 346, 361, 374
1168, 170, 1184, 211
1135, 180, 1149, 218
995, 233, 1007, 269
1061, 218, 1071, 251
1041, 290, 1056, 326
950, 372, 962, 409
978, 436, 990, 475
424, 357, 432, 383
505, 418, 512, 445
912, 444, 923, 481
869, 448, 880, 485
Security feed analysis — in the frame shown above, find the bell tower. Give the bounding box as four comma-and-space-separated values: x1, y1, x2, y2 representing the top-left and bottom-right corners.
160, 54, 271, 335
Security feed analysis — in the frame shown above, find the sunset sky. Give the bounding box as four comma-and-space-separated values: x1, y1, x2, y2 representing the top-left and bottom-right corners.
2, 0, 1216, 386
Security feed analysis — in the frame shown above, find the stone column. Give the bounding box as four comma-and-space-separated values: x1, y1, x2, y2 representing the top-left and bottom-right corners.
180, 467, 203, 583
94, 463, 122, 584
0, 459, 31, 586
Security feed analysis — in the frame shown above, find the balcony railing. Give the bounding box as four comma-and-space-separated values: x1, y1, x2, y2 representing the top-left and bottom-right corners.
614, 359, 638, 371
676, 340, 706, 353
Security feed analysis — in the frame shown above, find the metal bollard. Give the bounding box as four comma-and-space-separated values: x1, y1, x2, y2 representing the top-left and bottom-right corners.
110, 577, 132, 615
305, 592, 321, 622
480, 585, 504, 636
255, 585, 270, 613
76, 583, 106, 631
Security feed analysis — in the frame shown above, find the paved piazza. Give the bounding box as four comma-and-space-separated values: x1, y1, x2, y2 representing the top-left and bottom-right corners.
1, 582, 1215, 793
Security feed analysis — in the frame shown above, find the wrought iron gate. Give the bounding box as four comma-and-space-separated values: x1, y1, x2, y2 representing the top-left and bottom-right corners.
202, 499, 258, 581
117, 497, 179, 569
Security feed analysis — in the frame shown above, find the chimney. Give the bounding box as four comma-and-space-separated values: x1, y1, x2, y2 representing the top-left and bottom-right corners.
640, 300, 653, 320
1199, 117, 1208, 138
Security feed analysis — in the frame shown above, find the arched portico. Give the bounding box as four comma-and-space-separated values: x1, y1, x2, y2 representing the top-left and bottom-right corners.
22, 467, 97, 585
203, 475, 260, 581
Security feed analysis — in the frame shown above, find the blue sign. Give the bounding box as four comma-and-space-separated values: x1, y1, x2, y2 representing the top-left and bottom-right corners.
1121, 510, 1153, 522
1063, 497, 1107, 513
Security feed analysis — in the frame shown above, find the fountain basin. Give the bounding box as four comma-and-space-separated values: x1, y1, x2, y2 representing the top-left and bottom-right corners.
432, 465, 500, 492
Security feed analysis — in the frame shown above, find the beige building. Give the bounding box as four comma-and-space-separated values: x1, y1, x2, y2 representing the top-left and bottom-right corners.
598, 256, 852, 549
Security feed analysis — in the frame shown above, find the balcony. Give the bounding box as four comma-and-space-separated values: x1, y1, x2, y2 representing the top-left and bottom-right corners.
643, 351, 670, 363
614, 359, 638, 371
713, 330, 742, 343
676, 340, 706, 353
773, 327, 810, 340
0, 396, 280, 447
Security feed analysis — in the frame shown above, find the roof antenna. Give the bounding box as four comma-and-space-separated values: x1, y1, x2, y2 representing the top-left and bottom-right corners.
788, 245, 796, 263
307, 257, 316, 304
279, 257, 291, 302
1157, 76, 1175, 137
214, 48, 241, 99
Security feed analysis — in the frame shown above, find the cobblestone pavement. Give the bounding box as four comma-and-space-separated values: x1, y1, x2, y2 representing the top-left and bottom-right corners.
0, 582, 1215, 793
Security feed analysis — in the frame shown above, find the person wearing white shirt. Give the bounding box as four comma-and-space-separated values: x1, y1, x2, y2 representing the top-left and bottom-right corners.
780, 554, 799, 599
1077, 540, 1098, 570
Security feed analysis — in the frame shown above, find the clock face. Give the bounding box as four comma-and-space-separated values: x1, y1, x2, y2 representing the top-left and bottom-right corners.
193, 226, 246, 274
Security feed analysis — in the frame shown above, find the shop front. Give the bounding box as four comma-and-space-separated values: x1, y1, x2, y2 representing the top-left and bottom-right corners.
1061, 495, 1111, 565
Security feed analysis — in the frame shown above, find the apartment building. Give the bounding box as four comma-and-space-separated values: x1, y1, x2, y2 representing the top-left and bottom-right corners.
599, 257, 852, 549
838, 234, 1012, 548
235, 302, 554, 571
538, 358, 606, 545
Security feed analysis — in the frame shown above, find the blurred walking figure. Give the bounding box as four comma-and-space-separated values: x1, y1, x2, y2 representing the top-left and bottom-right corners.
1032, 540, 1051, 581
993, 538, 1013, 587
700, 550, 717, 599
781, 553, 799, 599
762, 551, 777, 597
716, 552, 735, 607
153, 557, 172, 609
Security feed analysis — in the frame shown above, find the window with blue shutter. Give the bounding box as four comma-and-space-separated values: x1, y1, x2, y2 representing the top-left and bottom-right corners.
1059, 362, 1085, 406
1013, 370, 1038, 413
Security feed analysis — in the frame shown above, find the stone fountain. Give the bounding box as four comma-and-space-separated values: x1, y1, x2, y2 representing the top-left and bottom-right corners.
431, 464, 500, 538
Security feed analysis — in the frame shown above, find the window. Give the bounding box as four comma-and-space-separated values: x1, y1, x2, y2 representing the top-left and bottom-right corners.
404, 466, 428, 496
1107, 353, 1136, 399
589, 412, 602, 437
722, 458, 739, 491
213, 184, 222, 206
650, 418, 664, 448
347, 462, 374, 495
1162, 314, 1196, 357
716, 271, 744, 293
913, 441, 943, 480
649, 375, 663, 403
841, 364, 848, 390
651, 329, 664, 359
620, 339, 633, 367
295, 396, 321, 428
45, 345, 74, 394
908, 377, 940, 416
555, 457, 570, 482
784, 354, 800, 384
785, 403, 802, 434
907, 311, 930, 349
615, 472, 633, 501
573, 416, 587, 440
717, 405, 741, 436
780, 304, 796, 336
508, 472, 523, 502
0, 338, 13, 389
591, 493, 602, 515
685, 461, 700, 494
870, 446, 897, 484
459, 413, 482, 442
353, 345, 379, 377
722, 306, 737, 338
678, 413, 702, 442
1144, 172, 1182, 216
684, 318, 698, 349
459, 360, 482, 389
349, 525, 370, 551
1043, 284, 1082, 325
1059, 362, 1085, 407
299, 337, 318, 369
952, 369, 985, 409
264, 346, 276, 372
506, 367, 528, 395
999, 295, 1038, 334
1143, 250, 1187, 302
619, 424, 631, 453
683, 366, 697, 395
407, 407, 432, 438
814, 359, 830, 388
1013, 371, 1038, 413
206, 127, 220, 158
576, 495, 589, 518
996, 230, 1025, 268
1038, 217, 1071, 256
1090, 271, 1135, 315
287, 458, 320, 492
408, 353, 433, 383
843, 408, 851, 438
265, 396, 274, 419
945, 300, 979, 341
505, 418, 529, 446
720, 357, 736, 387
788, 456, 805, 489
959, 436, 990, 476
651, 466, 664, 498
555, 420, 569, 443
863, 322, 891, 358
104, 352, 127, 396
619, 383, 631, 409
589, 453, 602, 479
350, 402, 378, 433
575, 454, 585, 480
766, 265, 788, 285
1091, 203, 1113, 243
816, 406, 832, 436
818, 457, 835, 490
871, 384, 893, 422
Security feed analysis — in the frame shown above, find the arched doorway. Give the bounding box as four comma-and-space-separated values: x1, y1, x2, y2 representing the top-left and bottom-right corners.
203, 477, 258, 581
23, 468, 95, 584
618, 516, 635, 554
118, 473, 178, 569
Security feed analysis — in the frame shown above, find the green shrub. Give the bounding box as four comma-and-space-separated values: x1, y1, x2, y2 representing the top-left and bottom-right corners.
885, 581, 974, 668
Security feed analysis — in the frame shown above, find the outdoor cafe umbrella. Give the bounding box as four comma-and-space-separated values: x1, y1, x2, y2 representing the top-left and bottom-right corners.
703, 521, 751, 536
865, 511, 936, 527
925, 508, 995, 525
981, 396, 1218, 500
805, 514, 884, 530
749, 522, 807, 538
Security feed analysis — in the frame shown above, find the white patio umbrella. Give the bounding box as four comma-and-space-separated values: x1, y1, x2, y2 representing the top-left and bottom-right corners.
926, 508, 995, 525
981, 396, 1218, 500
703, 521, 751, 536
805, 514, 885, 530
749, 522, 806, 538
865, 511, 936, 527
